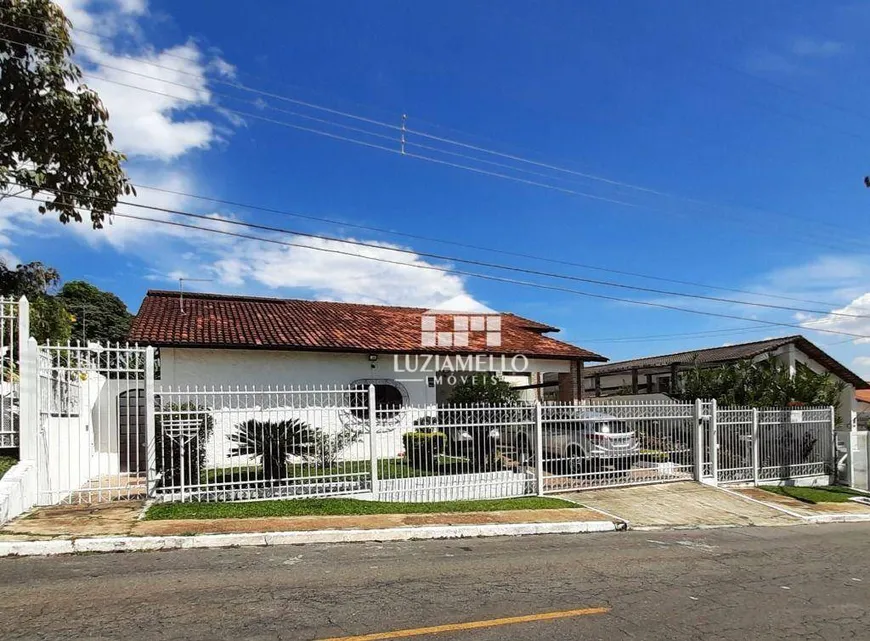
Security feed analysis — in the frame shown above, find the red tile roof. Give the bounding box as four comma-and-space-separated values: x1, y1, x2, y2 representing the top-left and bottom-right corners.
857, 390, 870, 404
129, 291, 607, 362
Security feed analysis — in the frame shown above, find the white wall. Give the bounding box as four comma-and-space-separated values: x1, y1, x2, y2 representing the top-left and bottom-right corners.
159, 348, 570, 403
156, 348, 570, 467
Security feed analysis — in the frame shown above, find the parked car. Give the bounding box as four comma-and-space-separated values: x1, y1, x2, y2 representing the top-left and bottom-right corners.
511, 408, 640, 473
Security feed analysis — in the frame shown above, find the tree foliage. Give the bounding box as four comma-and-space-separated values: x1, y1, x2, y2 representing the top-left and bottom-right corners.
448, 374, 521, 405
677, 355, 845, 408
0, 260, 72, 342
58, 280, 132, 343
229, 419, 319, 481
0, 0, 133, 227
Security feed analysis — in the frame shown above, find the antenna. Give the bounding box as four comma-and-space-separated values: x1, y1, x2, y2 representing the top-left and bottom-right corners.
178, 277, 213, 315
400, 113, 407, 155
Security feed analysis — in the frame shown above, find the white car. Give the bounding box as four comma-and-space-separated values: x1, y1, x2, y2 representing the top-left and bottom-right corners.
515, 408, 639, 473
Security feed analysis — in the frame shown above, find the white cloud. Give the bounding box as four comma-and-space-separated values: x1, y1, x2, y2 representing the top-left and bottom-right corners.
853, 356, 870, 378
1, 0, 470, 308
179, 233, 468, 307
790, 37, 844, 58
801, 293, 870, 345
746, 36, 847, 74
55, 0, 232, 160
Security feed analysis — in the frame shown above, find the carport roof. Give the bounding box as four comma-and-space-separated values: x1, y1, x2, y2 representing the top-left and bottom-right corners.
584, 335, 868, 388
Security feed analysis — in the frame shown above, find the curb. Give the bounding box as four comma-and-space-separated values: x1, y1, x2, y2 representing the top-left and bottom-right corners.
716, 486, 870, 524
0, 520, 619, 557
804, 513, 870, 524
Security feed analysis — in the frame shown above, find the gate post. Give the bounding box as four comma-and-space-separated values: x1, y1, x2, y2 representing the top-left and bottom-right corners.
693, 398, 704, 481
751, 408, 760, 486
18, 335, 38, 465
709, 399, 719, 485
829, 405, 837, 479
144, 347, 157, 497
368, 384, 379, 500
534, 401, 544, 496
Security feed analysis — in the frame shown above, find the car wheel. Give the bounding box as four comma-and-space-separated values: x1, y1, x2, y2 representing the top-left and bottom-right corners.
567, 446, 593, 475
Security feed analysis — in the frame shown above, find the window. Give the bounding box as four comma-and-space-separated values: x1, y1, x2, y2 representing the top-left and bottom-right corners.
350, 379, 408, 420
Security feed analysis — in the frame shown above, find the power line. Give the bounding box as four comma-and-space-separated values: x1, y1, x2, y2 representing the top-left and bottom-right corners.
4, 45, 868, 313
47, 203, 870, 340
8, 187, 870, 323
8, 42, 864, 257
0, 24, 857, 243
579, 325, 776, 344
130, 183, 855, 310
1, 38, 648, 210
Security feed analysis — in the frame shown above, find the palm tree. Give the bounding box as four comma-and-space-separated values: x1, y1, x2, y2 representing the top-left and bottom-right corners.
229, 419, 318, 481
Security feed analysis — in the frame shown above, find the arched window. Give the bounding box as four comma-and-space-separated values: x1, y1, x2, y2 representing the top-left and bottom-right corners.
350, 379, 408, 420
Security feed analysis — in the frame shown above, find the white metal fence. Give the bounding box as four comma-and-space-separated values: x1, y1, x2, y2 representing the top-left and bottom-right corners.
0, 297, 20, 448
142, 387, 834, 503
12, 334, 837, 505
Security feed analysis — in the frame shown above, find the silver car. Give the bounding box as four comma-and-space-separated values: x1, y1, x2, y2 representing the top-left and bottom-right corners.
516, 408, 639, 472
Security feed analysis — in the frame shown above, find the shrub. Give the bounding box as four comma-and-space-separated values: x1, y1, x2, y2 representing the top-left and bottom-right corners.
229, 419, 318, 481
403, 430, 445, 468
155, 403, 213, 489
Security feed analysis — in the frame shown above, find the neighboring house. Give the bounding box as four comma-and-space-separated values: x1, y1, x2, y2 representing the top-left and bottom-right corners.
582, 335, 868, 429
128, 290, 608, 406
857, 389, 870, 430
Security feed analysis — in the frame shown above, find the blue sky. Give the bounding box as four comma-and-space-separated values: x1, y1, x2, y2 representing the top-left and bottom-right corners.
4, 0, 870, 375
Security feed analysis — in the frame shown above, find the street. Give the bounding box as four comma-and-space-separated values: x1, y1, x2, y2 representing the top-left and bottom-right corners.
1, 524, 868, 640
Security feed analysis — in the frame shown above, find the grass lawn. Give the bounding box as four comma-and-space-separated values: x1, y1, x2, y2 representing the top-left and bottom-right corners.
145, 496, 577, 520
0, 455, 17, 480
760, 485, 870, 504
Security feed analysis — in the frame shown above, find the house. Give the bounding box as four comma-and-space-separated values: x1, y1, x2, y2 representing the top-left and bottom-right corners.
857, 389, 870, 430
128, 290, 608, 405
582, 335, 868, 428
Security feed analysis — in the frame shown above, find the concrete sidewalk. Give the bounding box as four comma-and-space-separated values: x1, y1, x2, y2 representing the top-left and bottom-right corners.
733, 487, 870, 521
0, 501, 620, 555
560, 482, 801, 528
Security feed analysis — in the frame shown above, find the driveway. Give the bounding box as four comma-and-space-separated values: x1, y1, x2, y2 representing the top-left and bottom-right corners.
560, 481, 800, 528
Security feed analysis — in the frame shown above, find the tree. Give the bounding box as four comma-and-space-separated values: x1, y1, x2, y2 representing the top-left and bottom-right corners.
0, 0, 134, 227
58, 281, 132, 344
447, 375, 522, 471
677, 355, 845, 409
229, 419, 319, 482
0, 260, 72, 342
448, 374, 521, 405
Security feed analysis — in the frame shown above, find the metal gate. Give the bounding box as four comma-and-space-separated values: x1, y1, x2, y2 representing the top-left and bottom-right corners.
714, 405, 834, 485
35, 342, 153, 504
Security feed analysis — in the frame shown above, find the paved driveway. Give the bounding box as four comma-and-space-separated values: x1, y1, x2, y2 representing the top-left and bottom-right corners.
561, 481, 800, 528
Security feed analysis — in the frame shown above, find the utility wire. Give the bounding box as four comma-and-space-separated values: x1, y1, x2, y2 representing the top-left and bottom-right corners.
0, 24, 856, 241
14, 196, 864, 340
8, 186, 870, 322
579, 325, 776, 344
6, 41, 864, 257
130, 183, 855, 310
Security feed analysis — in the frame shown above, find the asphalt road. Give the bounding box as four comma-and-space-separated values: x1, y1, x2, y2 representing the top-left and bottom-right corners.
1, 524, 869, 640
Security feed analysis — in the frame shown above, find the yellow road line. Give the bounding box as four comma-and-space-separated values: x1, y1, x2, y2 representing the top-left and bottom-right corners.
315, 606, 611, 641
